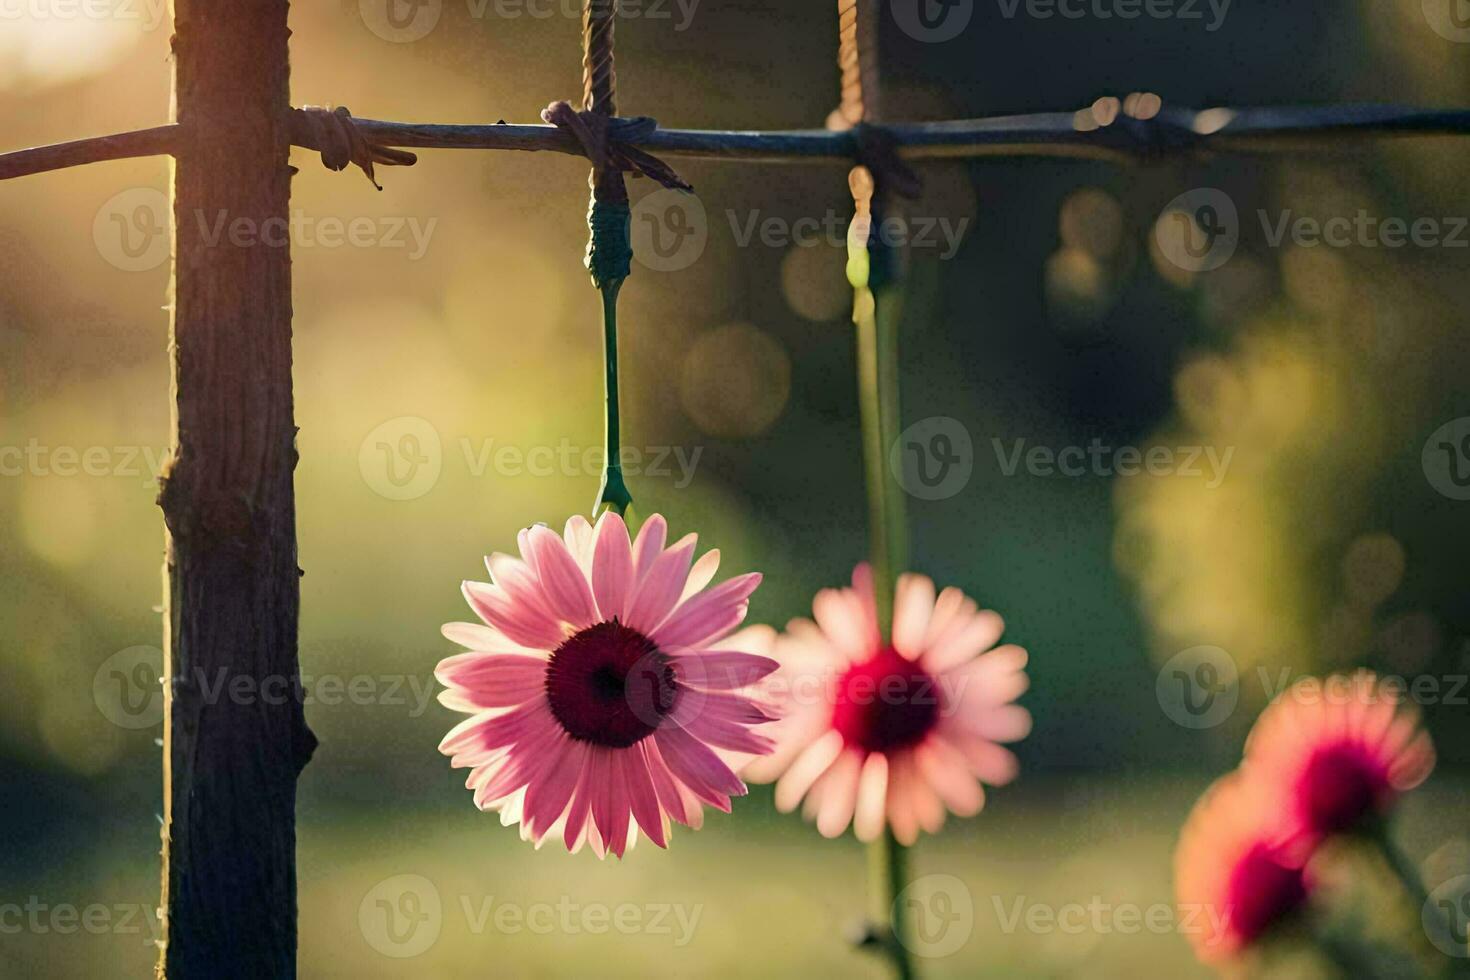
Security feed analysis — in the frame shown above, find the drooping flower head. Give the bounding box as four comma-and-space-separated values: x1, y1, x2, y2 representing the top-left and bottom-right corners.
1242, 670, 1435, 857
1174, 774, 1314, 964
436, 513, 777, 858
743, 564, 1031, 844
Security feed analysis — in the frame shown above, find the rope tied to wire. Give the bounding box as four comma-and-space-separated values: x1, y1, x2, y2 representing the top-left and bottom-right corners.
575, 0, 638, 516
539, 101, 692, 194
292, 105, 417, 190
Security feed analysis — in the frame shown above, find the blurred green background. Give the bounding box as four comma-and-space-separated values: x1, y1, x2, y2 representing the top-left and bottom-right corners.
1, 1, 1468, 976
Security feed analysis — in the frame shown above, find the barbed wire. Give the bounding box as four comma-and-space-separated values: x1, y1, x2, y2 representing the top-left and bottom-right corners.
2, 100, 1469, 183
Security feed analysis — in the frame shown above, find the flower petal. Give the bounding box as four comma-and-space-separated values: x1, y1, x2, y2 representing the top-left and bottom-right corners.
672, 649, 780, 690
441, 621, 537, 654
624, 534, 697, 633
654, 572, 762, 650
813, 749, 863, 838
626, 743, 669, 848
631, 514, 668, 582
524, 525, 598, 628
654, 724, 744, 807
590, 511, 635, 622
434, 653, 547, 709
892, 573, 936, 660
853, 752, 890, 842
774, 729, 844, 813
680, 549, 721, 602
463, 581, 564, 650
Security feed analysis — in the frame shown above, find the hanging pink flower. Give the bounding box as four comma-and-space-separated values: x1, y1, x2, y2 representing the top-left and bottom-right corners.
1174, 774, 1313, 964
743, 564, 1030, 844
436, 513, 777, 858
1241, 670, 1435, 858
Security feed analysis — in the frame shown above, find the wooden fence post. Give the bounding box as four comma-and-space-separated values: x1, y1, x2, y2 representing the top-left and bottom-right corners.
157, 2, 315, 977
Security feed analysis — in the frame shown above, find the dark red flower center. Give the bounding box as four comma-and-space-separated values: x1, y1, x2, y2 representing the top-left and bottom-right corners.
1299, 742, 1389, 835
831, 645, 940, 753
545, 620, 677, 748
1225, 844, 1308, 946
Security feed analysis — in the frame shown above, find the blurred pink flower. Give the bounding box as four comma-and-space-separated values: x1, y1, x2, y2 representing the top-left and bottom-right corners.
437, 513, 777, 858
1242, 670, 1435, 858
743, 564, 1030, 844
1175, 774, 1312, 964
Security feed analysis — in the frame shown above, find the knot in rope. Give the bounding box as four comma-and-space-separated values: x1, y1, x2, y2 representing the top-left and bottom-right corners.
294, 105, 417, 190
849, 123, 922, 201
540, 100, 692, 193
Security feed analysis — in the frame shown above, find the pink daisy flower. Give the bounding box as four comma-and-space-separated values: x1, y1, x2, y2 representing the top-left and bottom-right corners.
1174, 774, 1313, 964
1242, 670, 1435, 857
436, 513, 778, 858
743, 564, 1031, 844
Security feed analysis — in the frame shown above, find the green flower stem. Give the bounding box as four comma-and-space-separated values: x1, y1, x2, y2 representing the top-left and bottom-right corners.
595, 280, 632, 517
587, 190, 633, 518
851, 174, 915, 980
1310, 927, 1378, 977
1372, 828, 1470, 970
867, 826, 917, 980
854, 290, 893, 624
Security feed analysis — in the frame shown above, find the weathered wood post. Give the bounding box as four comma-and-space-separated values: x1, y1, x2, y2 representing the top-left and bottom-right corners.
157, 2, 315, 977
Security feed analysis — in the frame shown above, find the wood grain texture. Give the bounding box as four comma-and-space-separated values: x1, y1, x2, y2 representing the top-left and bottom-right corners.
158, 2, 315, 977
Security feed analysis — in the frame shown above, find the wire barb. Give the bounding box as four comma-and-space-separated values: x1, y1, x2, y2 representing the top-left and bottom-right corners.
290, 105, 417, 190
